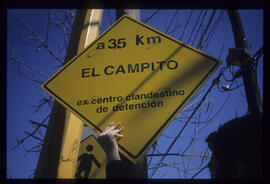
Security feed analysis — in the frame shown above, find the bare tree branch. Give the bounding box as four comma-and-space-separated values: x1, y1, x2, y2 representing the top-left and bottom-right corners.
29, 120, 48, 128
9, 11, 64, 65
25, 143, 43, 153
16, 66, 44, 84
150, 71, 223, 177
10, 114, 50, 150
24, 131, 43, 142
9, 50, 48, 79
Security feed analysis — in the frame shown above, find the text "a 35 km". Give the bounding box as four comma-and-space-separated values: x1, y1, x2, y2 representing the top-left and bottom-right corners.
136, 35, 161, 46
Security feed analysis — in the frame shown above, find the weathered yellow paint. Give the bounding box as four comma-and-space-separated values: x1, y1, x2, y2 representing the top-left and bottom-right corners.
35, 9, 103, 179
41, 15, 221, 164
56, 9, 103, 179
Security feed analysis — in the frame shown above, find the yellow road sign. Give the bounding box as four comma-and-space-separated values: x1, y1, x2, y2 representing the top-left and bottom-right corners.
41, 15, 221, 164
75, 135, 106, 179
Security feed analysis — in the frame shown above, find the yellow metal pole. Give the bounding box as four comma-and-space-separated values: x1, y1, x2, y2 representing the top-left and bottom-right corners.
35, 9, 103, 178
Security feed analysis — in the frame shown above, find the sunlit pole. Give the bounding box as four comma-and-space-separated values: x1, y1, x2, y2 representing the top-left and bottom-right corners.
35, 9, 103, 178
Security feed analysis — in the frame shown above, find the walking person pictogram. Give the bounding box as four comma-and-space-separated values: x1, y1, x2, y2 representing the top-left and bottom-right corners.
75, 144, 101, 178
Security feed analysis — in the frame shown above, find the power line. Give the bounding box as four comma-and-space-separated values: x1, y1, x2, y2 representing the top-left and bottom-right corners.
166, 10, 179, 34
191, 10, 208, 47
197, 10, 216, 49
187, 10, 203, 45
143, 10, 160, 23
203, 10, 225, 51
179, 10, 193, 41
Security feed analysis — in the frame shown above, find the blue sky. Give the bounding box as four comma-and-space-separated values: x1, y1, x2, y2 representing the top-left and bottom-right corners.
6, 9, 263, 179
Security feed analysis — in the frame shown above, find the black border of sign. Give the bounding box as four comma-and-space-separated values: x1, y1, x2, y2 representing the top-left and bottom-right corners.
43, 15, 221, 159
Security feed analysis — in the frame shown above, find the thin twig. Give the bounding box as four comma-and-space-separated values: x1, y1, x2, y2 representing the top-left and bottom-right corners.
9, 11, 64, 64
29, 120, 48, 128
9, 51, 48, 79
24, 131, 43, 142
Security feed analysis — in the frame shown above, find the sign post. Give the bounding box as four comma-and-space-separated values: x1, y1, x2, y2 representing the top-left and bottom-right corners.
41, 15, 221, 164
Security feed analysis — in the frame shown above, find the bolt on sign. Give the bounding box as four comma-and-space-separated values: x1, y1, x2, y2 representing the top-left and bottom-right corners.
41, 15, 221, 164
75, 135, 106, 179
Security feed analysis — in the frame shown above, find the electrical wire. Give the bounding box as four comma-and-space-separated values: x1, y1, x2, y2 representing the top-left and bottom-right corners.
203, 10, 225, 51
191, 10, 208, 47
166, 10, 179, 34
197, 10, 216, 49
187, 10, 203, 45
143, 10, 160, 23
179, 10, 193, 41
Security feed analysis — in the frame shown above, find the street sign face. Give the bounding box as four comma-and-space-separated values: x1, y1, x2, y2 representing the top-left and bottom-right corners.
41, 15, 221, 164
75, 135, 106, 179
